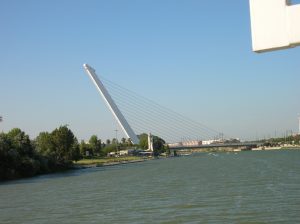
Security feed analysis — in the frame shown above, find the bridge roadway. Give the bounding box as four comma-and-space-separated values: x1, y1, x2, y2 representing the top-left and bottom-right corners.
169, 142, 262, 150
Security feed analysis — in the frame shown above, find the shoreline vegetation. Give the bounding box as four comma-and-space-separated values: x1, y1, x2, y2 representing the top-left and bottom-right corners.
0, 126, 81, 181
0, 126, 166, 181
1, 126, 300, 181
175, 145, 300, 155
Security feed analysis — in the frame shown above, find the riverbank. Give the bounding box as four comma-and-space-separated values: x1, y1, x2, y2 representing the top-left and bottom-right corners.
175, 145, 300, 154
253, 146, 300, 151
74, 156, 150, 168
0, 156, 150, 182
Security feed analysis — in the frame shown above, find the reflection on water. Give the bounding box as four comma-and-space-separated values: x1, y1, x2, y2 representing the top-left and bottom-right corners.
1, 150, 300, 223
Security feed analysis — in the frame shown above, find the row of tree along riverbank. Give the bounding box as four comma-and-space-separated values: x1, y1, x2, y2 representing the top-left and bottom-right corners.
0, 126, 80, 181
0, 126, 168, 181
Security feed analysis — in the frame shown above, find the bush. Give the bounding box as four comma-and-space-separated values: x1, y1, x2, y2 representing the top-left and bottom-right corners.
1, 126, 80, 181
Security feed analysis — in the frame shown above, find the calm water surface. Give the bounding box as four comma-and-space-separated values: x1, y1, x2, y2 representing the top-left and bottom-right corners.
1, 150, 300, 223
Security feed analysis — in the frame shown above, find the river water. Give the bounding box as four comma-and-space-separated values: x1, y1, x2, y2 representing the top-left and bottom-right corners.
1, 150, 300, 223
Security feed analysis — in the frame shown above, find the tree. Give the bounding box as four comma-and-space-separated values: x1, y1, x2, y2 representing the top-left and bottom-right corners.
7, 128, 34, 157
1, 129, 41, 180
112, 138, 118, 145
79, 140, 90, 157
50, 125, 80, 165
152, 136, 166, 156
121, 137, 126, 145
165, 144, 170, 156
138, 133, 166, 156
0, 132, 18, 180
1, 126, 84, 180
126, 138, 133, 147
106, 139, 111, 145
35, 132, 53, 157
103, 144, 117, 154
89, 135, 102, 156
138, 133, 148, 149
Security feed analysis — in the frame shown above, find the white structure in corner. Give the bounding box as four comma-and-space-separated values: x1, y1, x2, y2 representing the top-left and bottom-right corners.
83, 64, 140, 145
148, 133, 153, 151
249, 0, 300, 52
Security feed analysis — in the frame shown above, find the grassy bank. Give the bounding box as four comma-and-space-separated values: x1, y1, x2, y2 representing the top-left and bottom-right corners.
74, 156, 145, 167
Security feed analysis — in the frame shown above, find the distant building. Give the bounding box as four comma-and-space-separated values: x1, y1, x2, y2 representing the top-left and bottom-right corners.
107, 149, 135, 157
168, 141, 202, 147
182, 140, 202, 147
168, 142, 183, 148
202, 140, 217, 145
107, 152, 117, 157
119, 149, 135, 156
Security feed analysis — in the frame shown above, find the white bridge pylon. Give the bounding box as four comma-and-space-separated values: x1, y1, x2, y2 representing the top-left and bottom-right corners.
83, 64, 140, 145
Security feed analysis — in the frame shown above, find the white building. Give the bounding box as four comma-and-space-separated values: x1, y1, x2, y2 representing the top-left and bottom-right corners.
182, 140, 202, 147
202, 139, 219, 145
168, 142, 183, 148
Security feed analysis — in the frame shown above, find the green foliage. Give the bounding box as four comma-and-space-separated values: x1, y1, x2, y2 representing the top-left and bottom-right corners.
79, 140, 90, 156
50, 126, 80, 163
138, 133, 148, 149
262, 134, 300, 145
7, 128, 34, 157
18, 157, 41, 177
1, 126, 173, 181
35, 132, 53, 156
103, 144, 118, 154
112, 138, 118, 145
89, 135, 102, 155
121, 137, 126, 144
165, 144, 170, 156
138, 133, 166, 156
118, 138, 133, 148
126, 138, 133, 147
297, 135, 300, 145
0, 133, 17, 179
0, 130, 40, 180
35, 126, 80, 164
0, 126, 81, 181
173, 150, 178, 157
152, 136, 166, 156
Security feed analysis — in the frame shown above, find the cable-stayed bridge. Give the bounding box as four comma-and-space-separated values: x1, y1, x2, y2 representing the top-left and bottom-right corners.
83, 64, 258, 149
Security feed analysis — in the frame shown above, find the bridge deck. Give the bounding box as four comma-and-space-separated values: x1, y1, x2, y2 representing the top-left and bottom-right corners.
169, 142, 261, 150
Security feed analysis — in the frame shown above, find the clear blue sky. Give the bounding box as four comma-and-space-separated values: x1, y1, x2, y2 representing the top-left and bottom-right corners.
1, 0, 300, 141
